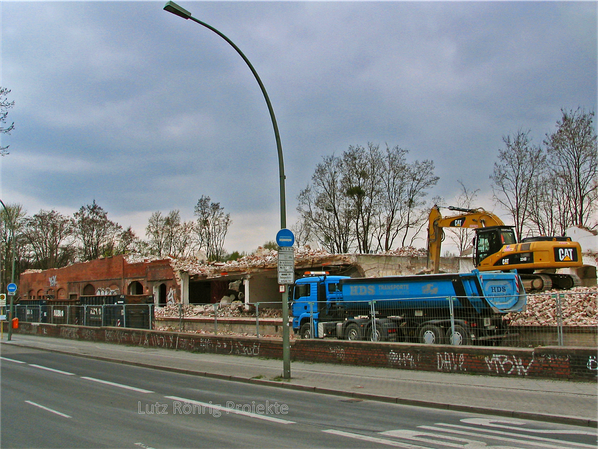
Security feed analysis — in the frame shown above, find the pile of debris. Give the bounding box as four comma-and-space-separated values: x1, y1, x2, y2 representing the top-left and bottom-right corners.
169, 246, 356, 279
155, 302, 283, 319
153, 325, 294, 339
507, 285, 597, 326
383, 246, 428, 257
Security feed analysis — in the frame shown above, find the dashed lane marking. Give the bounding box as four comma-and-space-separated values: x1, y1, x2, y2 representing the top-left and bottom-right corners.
25, 400, 72, 419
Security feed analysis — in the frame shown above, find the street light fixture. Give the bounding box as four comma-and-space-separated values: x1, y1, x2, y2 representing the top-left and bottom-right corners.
163, 1, 291, 378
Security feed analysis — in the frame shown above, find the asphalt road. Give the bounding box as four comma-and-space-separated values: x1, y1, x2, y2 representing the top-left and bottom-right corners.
1, 345, 596, 449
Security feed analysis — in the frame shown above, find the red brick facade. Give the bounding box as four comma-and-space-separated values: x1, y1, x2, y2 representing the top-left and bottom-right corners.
19, 255, 178, 305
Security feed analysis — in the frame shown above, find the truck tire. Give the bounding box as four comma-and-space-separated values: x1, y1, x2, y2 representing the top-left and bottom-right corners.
419, 324, 444, 345
345, 323, 361, 341
299, 323, 312, 339
368, 325, 383, 342
446, 325, 471, 346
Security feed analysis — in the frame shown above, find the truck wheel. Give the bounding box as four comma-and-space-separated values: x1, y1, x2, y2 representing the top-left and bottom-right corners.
345, 323, 361, 341
299, 323, 312, 339
419, 325, 444, 345
368, 326, 383, 342
446, 325, 471, 345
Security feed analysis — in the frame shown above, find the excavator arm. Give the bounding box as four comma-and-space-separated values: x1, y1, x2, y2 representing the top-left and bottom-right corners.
427, 205, 504, 273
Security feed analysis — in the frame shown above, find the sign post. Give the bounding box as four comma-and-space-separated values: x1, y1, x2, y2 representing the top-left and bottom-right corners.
6, 283, 17, 341
276, 229, 295, 379
0, 293, 5, 340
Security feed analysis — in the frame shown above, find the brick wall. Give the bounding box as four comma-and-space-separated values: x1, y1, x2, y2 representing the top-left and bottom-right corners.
19, 255, 176, 300
13, 322, 597, 381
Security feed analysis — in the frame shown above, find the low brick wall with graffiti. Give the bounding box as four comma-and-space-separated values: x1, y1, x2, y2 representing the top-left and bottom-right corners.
13, 322, 597, 381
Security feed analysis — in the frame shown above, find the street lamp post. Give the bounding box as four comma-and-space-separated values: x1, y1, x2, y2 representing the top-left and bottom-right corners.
163, 1, 291, 378
0, 199, 16, 341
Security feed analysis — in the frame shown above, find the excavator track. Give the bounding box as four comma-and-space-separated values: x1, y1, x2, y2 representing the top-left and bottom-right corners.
519, 273, 581, 293
520, 274, 552, 293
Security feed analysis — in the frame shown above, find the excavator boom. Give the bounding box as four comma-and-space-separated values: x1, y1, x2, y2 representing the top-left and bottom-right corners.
427, 205, 503, 273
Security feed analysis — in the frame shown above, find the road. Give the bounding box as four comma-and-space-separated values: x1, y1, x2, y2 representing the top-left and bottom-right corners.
1, 345, 596, 449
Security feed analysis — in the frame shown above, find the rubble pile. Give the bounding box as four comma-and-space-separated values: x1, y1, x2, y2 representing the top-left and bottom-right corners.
383, 247, 428, 257
507, 286, 597, 326
153, 326, 294, 339
155, 302, 282, 319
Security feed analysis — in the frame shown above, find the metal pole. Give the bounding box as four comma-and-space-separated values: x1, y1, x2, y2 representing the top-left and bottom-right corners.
0, 199, 16, 341
555, 293, 564, 346
164, 1, 290, 377
370, 300, 378, 341
214, 303, 218, 335
309, 301, 314, 338
449, 297, 456, 345
255, 303, 260, 338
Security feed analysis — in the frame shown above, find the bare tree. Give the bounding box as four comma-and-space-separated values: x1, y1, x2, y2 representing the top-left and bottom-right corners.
446, 181, 480, 255
544, 108, 598, 229
296, 155, 354, 253
297, 144, 438, 253
116, 226, 142, 256
146, 210, 198, 259
0, 87, 15, 156
74, 200, 123, 261
374, 145, 410, 251
526, 174, 568, 236
194, 196, 231, 261
400, 159, 439, 247
290, 220, 311, 248
491, 130, 546, 240
22, 210, 75, 269
0, 203, 27, 287
342, 144, 383, 253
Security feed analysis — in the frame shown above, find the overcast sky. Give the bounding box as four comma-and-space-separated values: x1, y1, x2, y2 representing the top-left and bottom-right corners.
1, 1, 596, 254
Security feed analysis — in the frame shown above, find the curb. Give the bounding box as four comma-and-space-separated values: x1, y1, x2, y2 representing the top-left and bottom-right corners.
3, 340, 597, 428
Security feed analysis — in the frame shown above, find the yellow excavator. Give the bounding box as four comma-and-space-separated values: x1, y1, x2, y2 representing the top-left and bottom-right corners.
427, 205, 583, 292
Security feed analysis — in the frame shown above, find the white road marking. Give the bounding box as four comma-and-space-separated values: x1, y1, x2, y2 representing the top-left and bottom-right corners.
0, 356, 26, 363
380, 429, 482, 448
81, 376, 154, 394
29, 364, 75, 376
322, 429, 429, 448
164, 396, 295, 425
461, 418, 598, 436
422, 424, 595, 448
25, 400, 72, 419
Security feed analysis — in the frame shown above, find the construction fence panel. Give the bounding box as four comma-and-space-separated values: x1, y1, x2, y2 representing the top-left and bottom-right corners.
157, 302, 283, 337
503, 291, 597, 348
297, 290, 597, 348
14, 304, 154, 330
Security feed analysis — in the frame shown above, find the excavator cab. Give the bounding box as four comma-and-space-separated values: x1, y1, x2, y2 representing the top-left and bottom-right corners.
473, 226, 517, 267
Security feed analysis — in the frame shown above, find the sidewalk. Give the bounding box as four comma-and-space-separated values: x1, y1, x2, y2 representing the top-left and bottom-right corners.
2, 334, 596, 427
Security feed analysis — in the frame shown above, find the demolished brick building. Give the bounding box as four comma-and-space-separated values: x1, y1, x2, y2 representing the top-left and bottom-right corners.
19, 247, 462, 309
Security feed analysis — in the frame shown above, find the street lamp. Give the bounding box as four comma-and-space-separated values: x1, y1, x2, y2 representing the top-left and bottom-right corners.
0, 199, 16, 341
163, 1, 291, 378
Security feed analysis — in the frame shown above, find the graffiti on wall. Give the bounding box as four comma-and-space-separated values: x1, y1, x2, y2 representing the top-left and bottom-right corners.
388, 350, 418, 368
329, 346, 346, 362
96, 287, 120, 296
587, 355, 597, 372
437, 352, 466, 372
102, 327, 261, 356
485, 354, 535, 376
167, 288, 175, 305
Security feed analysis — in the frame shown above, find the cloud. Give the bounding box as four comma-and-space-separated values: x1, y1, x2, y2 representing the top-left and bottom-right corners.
1, 1, 595, 252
